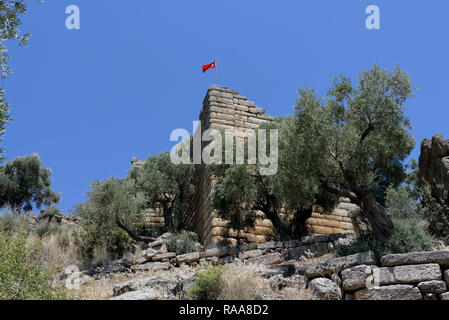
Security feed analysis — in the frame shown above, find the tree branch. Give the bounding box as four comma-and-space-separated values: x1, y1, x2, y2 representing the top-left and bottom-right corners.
360, 123, 374, 143
116, 216, 156, 243
320, 180, 358, 203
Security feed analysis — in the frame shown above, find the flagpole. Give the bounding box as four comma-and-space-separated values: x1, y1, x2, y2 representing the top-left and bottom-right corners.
216, 60, 218, 86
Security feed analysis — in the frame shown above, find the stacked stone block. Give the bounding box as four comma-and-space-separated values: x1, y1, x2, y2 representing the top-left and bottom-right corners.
305, 250, 449, 300
134, 85, 360, 247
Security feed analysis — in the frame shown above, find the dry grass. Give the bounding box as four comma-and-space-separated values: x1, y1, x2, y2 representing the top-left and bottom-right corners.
74, 263, 203, 300
219, 262, 264, 300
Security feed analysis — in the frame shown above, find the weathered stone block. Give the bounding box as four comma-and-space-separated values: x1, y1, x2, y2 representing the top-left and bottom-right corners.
392, 263, 441, 284
308, 278, 342, 300
152, 252, 176, 262
354, 285, 422, 300
440, 292, 449, 300
341, 265, 373, 291
239, 249, 263, 260
288, 242, 329, 260
176, 252, 200, 264
131, 262, 170, 272
257, 241, 282, 250
284, 275, 307, 289
269, 274, 286, 290
109, 289, 162, 300
417, 280, 447, 294
113, 280, 137, 297
381, 251, 449, 267
305, 251, 376, 279
247, 252, 284, 266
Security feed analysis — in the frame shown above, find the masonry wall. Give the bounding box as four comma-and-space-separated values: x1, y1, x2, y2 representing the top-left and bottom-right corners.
182, 86, 359, 248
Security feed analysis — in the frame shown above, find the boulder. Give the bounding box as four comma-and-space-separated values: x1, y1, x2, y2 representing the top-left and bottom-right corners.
308, 278, 342, 300
113, 280, 138, 296
381, 250, 449, 267
109, 289, 162, 300
269, 274, 286, 290
418, 133, 449, 189
176, 252, 200, 264
341, 265, 374, 291
417, 280, 447, 294
354, 285, 422, 300
284, 275, 307, 290
305, 251, 376, 278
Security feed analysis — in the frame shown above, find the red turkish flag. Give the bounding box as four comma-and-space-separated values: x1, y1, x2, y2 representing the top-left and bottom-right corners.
202, 61, 216, 73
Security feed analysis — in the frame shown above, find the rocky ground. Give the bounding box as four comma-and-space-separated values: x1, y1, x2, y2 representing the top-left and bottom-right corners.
59, 230, 449, 300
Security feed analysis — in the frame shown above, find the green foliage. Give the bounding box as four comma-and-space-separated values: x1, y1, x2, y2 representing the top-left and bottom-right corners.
386, 217, 435, 254
404, 159, 420, 200
187, 265, 224, 300
420, 184, 449, 244
291, 65, 415, 239
73, 177, 145, 264
213, 65, 414, 240
336, 220, 434, 257
130, 152, 194, 232
0, 154, 60, 213
0, 1, 32, 160
34, 222, 59, 238
385, 185, 418, 219
0, 230, 68, 300
0, 209, 26, 232
164, 231, 197, 255
337, 189, 435, 257
338, 217, 434, 257
212, 118, 338, 241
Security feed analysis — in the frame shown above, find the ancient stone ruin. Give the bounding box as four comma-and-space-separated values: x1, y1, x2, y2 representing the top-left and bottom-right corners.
133, 86, 360, 247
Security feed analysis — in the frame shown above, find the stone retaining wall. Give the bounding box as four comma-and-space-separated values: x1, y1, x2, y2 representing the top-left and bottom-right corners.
304, 250, 449, 300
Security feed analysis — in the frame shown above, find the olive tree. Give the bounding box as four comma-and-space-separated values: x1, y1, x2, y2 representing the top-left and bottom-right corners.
0, 154, 60, 213
295, 64, 415, 240
130, 152, 194, 233
0, 1, 32, 160
213, 65, 415, 241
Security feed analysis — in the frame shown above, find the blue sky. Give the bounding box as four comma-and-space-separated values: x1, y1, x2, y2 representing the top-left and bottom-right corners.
3, 0, 449, 213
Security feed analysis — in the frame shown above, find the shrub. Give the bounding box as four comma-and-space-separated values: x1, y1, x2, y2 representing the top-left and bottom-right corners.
385, 185, 419, 219
386, 217, 435, 254
336, 217, 435, 257
420, 184, 449, 244
337, 185, 435, 257
164, 232, 197, 255
0, 210, 27, 233
35, 222, 59, 238
219, 263, 262, 300
187, 265, 224, 300
0, 230, 68, 300
73, 177, 145, 265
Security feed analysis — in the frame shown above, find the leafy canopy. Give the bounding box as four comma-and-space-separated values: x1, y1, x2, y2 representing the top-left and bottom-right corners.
0, 154, 60, 213
0, 0, 32, 160
73, 177, 145, 262
130, 152, 194, 232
